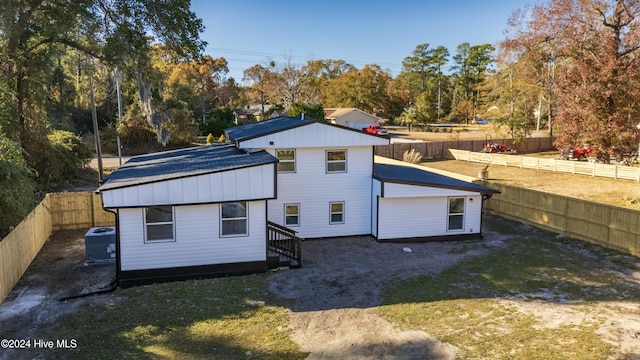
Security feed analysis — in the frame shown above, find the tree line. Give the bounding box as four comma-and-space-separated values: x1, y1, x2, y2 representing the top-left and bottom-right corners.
2, 0, 640, 236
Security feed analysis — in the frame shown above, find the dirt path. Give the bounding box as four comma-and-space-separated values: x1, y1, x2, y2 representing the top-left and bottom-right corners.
268, 235, 507, 359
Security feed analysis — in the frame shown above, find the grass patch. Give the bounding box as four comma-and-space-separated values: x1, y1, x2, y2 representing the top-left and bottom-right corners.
39, 274, 306, 359
379, 236, 640, 359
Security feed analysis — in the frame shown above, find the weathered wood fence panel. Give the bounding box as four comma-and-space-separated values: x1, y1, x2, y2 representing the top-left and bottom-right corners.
483, 182, 640, 256
375, 137, 557, 161
450, 149, 640, 181
1, 192, 114, 303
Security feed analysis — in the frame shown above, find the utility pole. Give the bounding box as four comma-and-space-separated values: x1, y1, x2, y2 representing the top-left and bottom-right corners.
89, 66, 104, 183
115, 68, 123, 166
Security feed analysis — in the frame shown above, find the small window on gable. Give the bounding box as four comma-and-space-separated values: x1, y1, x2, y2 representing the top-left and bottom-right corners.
447, 197, 465, 231
329, 202, 345, 224
276, 149, 295, 173
221, 202, 249, 237
285, 204, 300, 227
326, 150, 347, 173
144, 206, 174, 243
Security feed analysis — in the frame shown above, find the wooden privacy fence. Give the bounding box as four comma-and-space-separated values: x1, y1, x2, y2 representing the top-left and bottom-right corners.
451, 149, 640, 181
1, 192, 114, 304
482, 182, 640, 256
375, 137, 557, 161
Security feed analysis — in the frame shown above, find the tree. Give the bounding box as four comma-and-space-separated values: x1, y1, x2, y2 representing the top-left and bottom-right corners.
502, 0, 640, 161
300, 59, 354, 103
243, 64, 272, 117
324, 64, 392, 114
288, 103, 325, 121
451, 43, 495, 123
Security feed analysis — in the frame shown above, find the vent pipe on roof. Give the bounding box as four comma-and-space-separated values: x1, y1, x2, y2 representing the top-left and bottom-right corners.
301, 112, 304, 120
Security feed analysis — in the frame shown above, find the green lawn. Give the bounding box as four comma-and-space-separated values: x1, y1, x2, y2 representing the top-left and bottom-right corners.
39, 274, 306, 360
378, 218, 640, 359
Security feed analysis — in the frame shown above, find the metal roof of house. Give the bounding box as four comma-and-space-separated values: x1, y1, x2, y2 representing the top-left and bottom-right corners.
98, 144, 277, 191
225, 116, 316, 143
373, 163, 500, 195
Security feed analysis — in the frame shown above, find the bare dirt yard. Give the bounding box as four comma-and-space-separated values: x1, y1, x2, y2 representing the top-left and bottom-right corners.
2, 215, 640, 359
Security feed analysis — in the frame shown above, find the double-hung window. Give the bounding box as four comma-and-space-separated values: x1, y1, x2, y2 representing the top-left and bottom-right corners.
285, 204, 300, 226
276, 149, 296, 173
447, 197, 465, 231
326, 150, 347, 173
329, 202, 345, 224
144, 206, 174, 242
221, 202, 248, 236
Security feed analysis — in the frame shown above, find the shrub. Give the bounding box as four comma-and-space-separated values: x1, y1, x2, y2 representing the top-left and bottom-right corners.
402, 149, 423, 164
206, 133, 214, 144
35, 130, 92, 190
0, 135, 36, 237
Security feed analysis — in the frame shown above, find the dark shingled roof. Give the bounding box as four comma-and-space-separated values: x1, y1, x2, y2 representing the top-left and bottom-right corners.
98, 144, 277, 191
373, 163, 500, 195
225, 116, 316, 143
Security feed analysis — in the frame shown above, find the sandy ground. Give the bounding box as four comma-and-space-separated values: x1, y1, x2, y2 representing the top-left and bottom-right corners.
1, 220, 640, 359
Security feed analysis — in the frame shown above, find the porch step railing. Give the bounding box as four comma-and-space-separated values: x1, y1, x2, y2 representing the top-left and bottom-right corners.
267, 221, 302, 268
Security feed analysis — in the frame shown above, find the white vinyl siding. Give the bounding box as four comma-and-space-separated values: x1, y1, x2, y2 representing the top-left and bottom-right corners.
276, 149, 295, 173
118, 201, 267, 271
101, 163, 275, 208
376, 195, 483, 240
267, 146, 374, 238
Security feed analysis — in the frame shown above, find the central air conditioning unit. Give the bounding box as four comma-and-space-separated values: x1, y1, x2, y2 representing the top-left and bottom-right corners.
84, 227, 116, 264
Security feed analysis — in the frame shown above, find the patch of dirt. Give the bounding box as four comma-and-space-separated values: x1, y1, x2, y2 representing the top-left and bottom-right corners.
0, 230, 116, 360
268, 235, 503, 359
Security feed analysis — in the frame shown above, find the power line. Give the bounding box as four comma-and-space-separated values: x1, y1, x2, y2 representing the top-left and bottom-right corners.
206, 46, 402, 72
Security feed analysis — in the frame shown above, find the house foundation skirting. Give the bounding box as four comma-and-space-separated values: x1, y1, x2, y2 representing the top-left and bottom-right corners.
376, 233, 483, 243
118, 261, 267, 288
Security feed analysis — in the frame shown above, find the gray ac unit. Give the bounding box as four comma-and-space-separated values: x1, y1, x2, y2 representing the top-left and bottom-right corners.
84, 227, 116, 264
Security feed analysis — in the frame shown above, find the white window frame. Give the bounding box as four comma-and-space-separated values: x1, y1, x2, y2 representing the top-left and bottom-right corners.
276, 149, 296, 173
144, 206, 175, 243
447, 197, 465, 231
220, 202, 249, 237
326, 150, 347, 173
329, 201, 345, 225
284, 203, 300, 227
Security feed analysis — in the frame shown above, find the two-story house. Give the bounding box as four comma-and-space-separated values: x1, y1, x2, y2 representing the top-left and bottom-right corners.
98, 116, 498, 286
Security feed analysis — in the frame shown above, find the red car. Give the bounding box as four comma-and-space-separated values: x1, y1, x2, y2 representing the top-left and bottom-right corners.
481, 143, 512, 153
362, 125, 388, 136
560, 145, 593, 161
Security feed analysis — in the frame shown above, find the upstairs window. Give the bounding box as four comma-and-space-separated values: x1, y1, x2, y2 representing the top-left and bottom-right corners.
447, 197, 465, 231
276, 149, 296, 173
144, 206, 174, 243
326, 150, 347, 173
221, 202, 248, 237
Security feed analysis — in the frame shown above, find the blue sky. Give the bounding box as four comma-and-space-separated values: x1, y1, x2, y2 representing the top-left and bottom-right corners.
190, 0, 536, 82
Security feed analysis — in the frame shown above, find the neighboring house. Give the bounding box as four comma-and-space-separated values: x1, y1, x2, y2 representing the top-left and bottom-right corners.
98, 116, 498, 286
324, 108, 380, 128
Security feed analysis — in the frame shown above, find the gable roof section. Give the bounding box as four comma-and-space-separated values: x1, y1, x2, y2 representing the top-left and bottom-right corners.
225, 116, 389, 148
98, 144, 277, 191
373, 163, 500, 195
225, 116, 316, 143
324, 108, 378, 120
